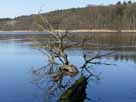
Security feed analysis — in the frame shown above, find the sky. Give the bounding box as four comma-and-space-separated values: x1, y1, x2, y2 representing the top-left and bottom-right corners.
0, 0, 135, 18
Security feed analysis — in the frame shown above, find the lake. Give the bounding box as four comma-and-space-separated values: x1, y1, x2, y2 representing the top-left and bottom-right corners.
0, 31, 48, 35
0, 34, 136, 102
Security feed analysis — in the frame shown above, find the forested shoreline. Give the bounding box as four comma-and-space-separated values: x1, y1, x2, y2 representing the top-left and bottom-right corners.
0, 0, 136, 31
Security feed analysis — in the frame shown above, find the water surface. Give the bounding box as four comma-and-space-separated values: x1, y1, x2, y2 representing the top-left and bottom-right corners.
0, 39, 136, 102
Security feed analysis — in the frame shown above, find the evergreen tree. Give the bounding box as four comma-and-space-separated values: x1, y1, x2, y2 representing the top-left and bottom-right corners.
117, 1, 122, 5
128, 0, 132, 4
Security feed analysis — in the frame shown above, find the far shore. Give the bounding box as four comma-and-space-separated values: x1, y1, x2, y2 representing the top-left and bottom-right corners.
0, 29, 136, 33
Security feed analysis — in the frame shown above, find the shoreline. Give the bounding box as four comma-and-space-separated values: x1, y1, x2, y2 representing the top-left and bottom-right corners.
0, 29, 136, 33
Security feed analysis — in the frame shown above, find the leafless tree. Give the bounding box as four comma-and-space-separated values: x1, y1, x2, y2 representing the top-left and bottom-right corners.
31, 13, 114, 102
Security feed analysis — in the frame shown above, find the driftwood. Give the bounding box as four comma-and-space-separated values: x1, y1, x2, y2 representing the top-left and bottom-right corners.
58, 77, 87, 102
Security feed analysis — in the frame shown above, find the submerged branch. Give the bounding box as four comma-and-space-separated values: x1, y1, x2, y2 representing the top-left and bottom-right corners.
58, 77, 87, 102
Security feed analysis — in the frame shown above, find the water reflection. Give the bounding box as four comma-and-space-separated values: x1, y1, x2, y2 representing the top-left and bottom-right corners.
0, 39, 136, 102
68, 49, 136, 63
31, 46, 136, 102
0, 40, 46, 102
31, 65, 90, 102
112, 52, 136, 63
31, 45, 113, 102
31, 63, 79, 102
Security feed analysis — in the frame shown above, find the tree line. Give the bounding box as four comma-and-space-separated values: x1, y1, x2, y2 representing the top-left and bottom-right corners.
0, 0, 136, 30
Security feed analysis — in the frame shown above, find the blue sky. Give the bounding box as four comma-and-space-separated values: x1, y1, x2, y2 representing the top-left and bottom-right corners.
0, 0, 135, 18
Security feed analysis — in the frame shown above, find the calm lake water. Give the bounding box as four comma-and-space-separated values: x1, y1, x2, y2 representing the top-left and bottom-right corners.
0, 31, 48, 35
0, 38, 136, 102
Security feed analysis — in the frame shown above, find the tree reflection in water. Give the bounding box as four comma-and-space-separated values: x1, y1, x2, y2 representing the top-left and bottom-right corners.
31, 47, 113, 102
31, 14, 113, 102
31, 61, 79, 102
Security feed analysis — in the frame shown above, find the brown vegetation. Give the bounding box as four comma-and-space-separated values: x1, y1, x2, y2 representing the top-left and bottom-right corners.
0, 1, 136, 31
